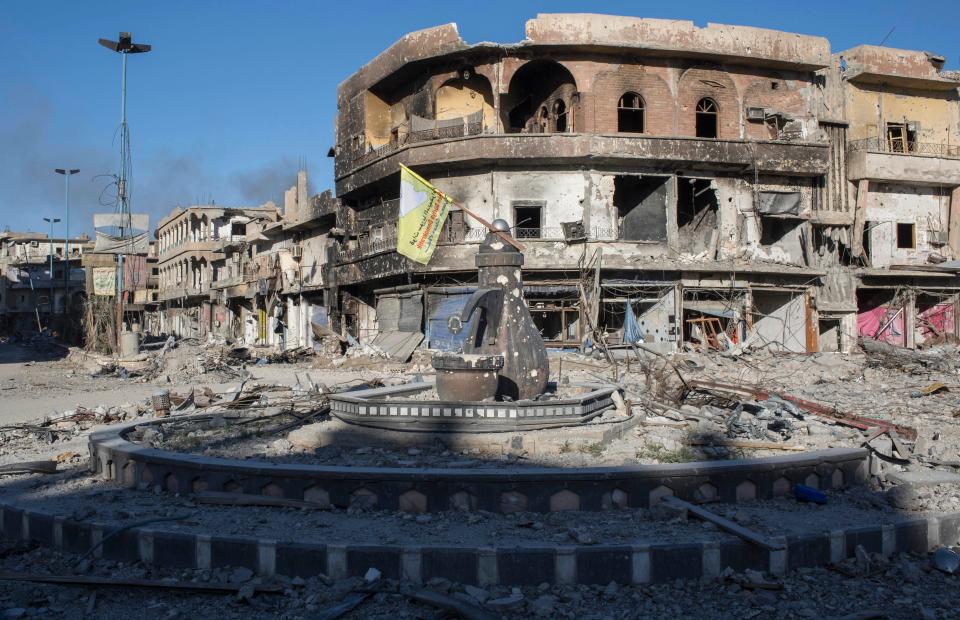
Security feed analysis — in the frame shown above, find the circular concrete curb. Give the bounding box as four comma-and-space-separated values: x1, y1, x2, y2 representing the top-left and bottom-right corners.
89, 415, 871, 514
1, 499, 957, 586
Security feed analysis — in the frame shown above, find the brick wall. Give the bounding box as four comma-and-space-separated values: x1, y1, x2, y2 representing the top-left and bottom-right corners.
743, 78, 810, 140
591, 64, 674, 135
676, 68, 740, 139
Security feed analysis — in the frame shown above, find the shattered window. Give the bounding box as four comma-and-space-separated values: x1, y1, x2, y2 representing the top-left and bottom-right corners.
618, 92, 645, 133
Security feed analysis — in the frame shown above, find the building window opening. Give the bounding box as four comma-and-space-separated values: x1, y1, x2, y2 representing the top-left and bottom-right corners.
440, 210, 466, 243
553, 99, 567, 132
613, 175, 668, 241
513, 205, 543, 239
529, 298, 580, 345
676, 178, 719, 253
760, 218, 803, 246
896, 222, 916, 249
695, 97, 719, 138
886, 122, 917, 152
617, 92, 645, 133
230, 222, 245, 237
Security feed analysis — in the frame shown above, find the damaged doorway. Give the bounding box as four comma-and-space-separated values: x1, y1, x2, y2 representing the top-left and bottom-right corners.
681, 288, 745, 352
600, 284, 677, 353
818, 318, 841, 352
750, 290, 808, 353
613, 176, 668, 241
676, 178, 718, 255
529, 297, 580, 346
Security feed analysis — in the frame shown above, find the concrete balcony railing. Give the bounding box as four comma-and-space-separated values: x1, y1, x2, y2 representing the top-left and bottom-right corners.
335, 132, 831, 195
339, 121, 485, 174
158, 239, 221, 260
847, 137, 960, 184
157, 284, 209, 302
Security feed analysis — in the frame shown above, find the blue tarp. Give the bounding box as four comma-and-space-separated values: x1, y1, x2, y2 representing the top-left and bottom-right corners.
623, 300, 642, 344
426, 290, 476, 351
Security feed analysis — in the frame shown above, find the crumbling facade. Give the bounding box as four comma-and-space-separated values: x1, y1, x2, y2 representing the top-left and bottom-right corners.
154, 204, 278, 338
329, 15, 837, 354
204, 171, 336, 349
133, 14, 960, 356
828, 46, 960, 349
145, 170, 336, 349
0, 231, 93, 337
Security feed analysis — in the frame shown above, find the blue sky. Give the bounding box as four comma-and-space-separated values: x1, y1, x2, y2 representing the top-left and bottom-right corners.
2, 0, 958, 237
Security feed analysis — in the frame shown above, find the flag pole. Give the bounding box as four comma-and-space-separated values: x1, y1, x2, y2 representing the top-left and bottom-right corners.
399, 164, 524, 252
449, 199, 525, 252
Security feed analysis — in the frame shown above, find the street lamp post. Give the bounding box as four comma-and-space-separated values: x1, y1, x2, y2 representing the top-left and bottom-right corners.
99, 32, 150, 346
54, 168, 79, 314
42, 217, 61, 323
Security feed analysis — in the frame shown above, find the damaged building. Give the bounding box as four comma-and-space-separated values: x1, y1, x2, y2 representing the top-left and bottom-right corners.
148, 170, 337, 349
155, 204, 279, 338
330, 14, 856, 354
0, 231, 93, 338
138, 14, 960, 357
207, 171, 337, 349
829, 45, 960, 349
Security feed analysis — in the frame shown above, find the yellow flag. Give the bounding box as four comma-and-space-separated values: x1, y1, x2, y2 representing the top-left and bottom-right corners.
397, 164, 451, 264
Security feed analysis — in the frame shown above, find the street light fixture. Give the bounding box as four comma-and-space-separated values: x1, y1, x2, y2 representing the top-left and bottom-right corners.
54, 168, 79, 314
99, 32, 151, 345
42, 217, 62, 321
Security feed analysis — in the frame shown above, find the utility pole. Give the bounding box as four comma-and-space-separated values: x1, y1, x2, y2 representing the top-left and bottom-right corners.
42, 217, 61, 326
54, 168, 79, 314
99, 32, 151, 344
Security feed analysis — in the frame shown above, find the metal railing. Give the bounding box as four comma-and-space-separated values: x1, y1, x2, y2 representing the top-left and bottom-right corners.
343, 122, 486, 169
337, 235, 399, 263
848, 137, 960, 158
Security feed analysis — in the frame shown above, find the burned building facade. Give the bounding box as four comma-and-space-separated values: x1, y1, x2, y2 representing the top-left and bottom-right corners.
830, 45, 960, 349
331, 15, 856, 354
136, 14, 960, 357
155, 204, 279, 339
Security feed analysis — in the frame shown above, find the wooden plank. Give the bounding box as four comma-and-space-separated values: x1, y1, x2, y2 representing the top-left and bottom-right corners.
661, 496, 785, 551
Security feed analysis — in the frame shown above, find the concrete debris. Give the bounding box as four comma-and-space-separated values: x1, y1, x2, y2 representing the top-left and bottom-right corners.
931, 548, 960, 575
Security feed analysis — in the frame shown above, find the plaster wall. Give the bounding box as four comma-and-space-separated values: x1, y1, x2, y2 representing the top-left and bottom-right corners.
846, 84, 960, 143
864, 182, 952, 267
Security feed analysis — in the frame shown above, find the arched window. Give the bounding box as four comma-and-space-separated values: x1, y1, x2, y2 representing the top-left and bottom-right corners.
618, 92, 645, 133
553, 99, 567, 132
695, 98, 719, 138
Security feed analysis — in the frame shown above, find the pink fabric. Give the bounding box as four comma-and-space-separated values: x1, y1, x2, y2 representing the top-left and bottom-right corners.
857, 304, 905, 346
918, 303, 956, 341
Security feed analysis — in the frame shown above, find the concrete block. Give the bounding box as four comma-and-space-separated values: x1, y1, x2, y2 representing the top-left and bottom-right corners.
650, 544, 701, 582
422, 548, 478, 585
887, 470, 960, 486
210, 536, 257, 570
576, 546, 631, 585
550, 490, 580, 512
347, 546, 401, 580
497, 548, 554, 585
153, 532, 196, 569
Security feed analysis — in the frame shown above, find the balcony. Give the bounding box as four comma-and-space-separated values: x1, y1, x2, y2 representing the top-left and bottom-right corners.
847, 137, 960, 185
158, 239, 221, 261
157, 285, 209, 302
338, 121, 485, 177
335, 133, 830, 196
